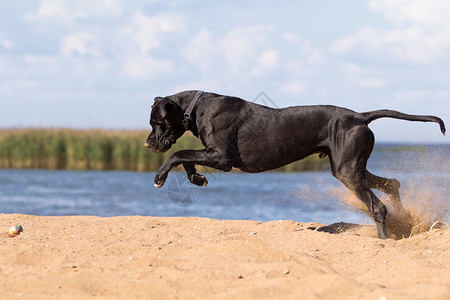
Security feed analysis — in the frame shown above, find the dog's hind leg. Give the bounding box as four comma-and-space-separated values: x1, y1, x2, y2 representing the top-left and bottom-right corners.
329, 125, 388, 239
365, 171, 405, 214
183, 163, 208, 187
366, 171, 414, 239
334, 169, 389, 239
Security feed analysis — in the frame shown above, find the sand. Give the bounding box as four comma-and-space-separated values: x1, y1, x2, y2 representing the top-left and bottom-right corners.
0, 214, 448, 300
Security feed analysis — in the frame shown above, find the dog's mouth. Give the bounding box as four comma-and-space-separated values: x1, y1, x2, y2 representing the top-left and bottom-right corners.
145, 136, 176, 153
161, 135, 176, 152
146, 144, 169, 154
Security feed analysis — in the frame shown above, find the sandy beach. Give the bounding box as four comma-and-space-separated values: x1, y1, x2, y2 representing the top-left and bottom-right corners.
0, 214, 448, 300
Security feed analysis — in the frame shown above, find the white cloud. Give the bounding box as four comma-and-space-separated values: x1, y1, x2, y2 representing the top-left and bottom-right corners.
341, 62, 361, 74
332, 0, 450, 64
284, 61, 312, 77
31, 0, 124, 20
257, 49, 278, 68
182, 28, 324, 97
119, 12, 185, 79
184, 27, 299, 81
284, 33, 323, 63
182, 25, 278, 78
1, 39, 14, 50
352, 77, 385, 89
339, 62, 386, 89
61, 32, 101, 58
332, 26, 448, 64
121, 12, 186, 54
393, 89, 426, 104
369, 0, 450, 28
121, 55, 175, 79
251, 49, 279, 75
221, 26, 273, 74
280, 80, 310, 96
182, 29, 216, 74
0, 32, 14, 49
30, 9, 186, 80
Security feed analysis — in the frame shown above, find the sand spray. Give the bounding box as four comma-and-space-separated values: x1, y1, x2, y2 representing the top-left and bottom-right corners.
330, 179, 448, 238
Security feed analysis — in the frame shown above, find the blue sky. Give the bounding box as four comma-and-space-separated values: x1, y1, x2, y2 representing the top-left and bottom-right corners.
0, 0, 449, 143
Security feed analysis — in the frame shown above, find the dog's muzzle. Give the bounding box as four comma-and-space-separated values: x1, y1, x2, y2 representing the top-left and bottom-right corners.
144, 136, 175, 153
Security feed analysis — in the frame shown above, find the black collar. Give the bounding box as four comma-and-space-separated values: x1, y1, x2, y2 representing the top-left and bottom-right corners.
182, 90, 203, 131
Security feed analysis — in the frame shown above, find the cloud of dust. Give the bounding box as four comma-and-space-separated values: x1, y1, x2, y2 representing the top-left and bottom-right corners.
330, 180, 449, 239
294, 145, 449, 239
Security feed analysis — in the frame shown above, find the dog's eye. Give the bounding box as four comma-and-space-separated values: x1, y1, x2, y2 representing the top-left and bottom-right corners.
150, 122, 163, 130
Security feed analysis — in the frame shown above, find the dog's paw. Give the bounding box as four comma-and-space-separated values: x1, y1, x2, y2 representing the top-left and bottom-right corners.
154, 173, 167, 188
154, 181, 165, 188
189, 173, 208, 187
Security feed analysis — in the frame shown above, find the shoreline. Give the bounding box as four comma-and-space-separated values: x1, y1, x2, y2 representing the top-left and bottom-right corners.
1, 214, 448, 299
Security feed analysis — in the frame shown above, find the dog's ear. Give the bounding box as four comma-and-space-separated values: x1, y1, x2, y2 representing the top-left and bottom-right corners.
155, 98, 178, 119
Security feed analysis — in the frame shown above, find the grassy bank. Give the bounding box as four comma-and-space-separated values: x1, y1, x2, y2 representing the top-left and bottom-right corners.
0, 128, 329, 172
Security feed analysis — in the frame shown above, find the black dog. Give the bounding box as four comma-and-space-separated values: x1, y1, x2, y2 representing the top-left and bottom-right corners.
145, 90, 446, 239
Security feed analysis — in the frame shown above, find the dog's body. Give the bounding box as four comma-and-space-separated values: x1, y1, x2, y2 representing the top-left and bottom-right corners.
145, 90, 446, 239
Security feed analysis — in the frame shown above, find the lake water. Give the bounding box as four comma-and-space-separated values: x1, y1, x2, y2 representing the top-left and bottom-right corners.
0, 144, 449, 225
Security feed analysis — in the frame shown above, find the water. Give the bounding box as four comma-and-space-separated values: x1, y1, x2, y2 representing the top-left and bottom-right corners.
0, 144, 448, 225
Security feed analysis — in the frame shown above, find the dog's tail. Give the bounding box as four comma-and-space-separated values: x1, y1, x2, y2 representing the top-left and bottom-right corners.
361, 109, 446, 135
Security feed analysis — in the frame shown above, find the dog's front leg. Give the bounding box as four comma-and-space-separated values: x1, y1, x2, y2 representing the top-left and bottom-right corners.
154, 149, 232, 188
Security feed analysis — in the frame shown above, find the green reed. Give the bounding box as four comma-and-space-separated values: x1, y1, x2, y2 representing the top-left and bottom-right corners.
0, 128, 329, 172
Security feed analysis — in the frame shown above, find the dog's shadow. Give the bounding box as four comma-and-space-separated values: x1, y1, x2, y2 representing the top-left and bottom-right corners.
307, 222, 364, 234
307, 222, 386, 238
307, 217, 427, 239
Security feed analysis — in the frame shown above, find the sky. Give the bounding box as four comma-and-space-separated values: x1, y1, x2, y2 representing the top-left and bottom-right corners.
0, 0, 449, 143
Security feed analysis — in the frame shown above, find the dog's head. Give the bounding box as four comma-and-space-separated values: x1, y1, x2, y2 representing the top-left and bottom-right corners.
145, 96, 185, 153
